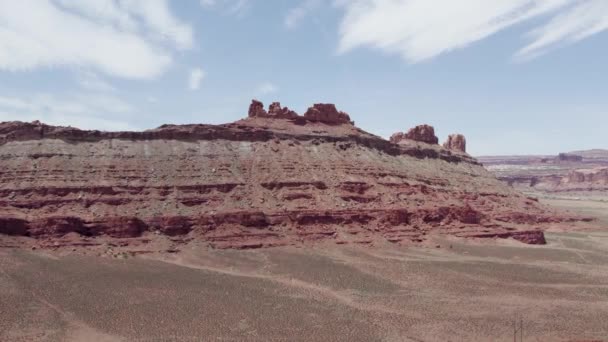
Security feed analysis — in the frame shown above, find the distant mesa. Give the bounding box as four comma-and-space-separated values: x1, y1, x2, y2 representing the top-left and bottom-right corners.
556, 153, 583, 163
478, 149, 608, 194
390, 124, 439, 145
443, 134, 466, 153
248, 100, 353, 125
0, 99, 592, 251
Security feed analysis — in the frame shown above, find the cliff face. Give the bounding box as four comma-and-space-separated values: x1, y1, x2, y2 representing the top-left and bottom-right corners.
0, 101, 584, 249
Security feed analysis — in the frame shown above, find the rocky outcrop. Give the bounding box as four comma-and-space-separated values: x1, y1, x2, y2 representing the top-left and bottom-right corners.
268, 102, 299, 119
303, 104, 353, 125
248, 99, 267, 118
389, 132, 406, 144
0, 101, 588, 250
248, 100, 351, 125
391, 125, 439, 145
248, 100, 298, 120
443, 134, 466, 153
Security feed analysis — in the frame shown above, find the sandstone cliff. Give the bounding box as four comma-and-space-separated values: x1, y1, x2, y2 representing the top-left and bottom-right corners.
0, 101, 586, 249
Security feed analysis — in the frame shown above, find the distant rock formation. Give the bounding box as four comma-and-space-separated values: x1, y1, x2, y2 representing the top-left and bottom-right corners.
566, 168, 608, 184
479, 150, 608, 194
248, 99, 267, 118
557, 153, 583, 163
268, 102, 299, 119
390, 125, 439, 145
303, 103, 353, 125
0, 100, 590, 251
443, 134, 466, 153
248, 100, 352, 125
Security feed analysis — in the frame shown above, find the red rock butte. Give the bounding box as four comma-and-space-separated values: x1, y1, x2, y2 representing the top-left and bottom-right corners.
443, 134, 467, 153
0, 100, 590, 249
391, 124, 439, 145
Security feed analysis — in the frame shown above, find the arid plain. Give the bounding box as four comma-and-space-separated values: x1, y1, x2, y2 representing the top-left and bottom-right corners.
2, 227, 608, 341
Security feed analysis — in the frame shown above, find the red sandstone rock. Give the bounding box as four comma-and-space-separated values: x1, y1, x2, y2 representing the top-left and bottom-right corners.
268, 102, 299, 119
0, 101, 588, 250
248, 99, 268, 118
443, 134, 466, 153
391, 125, 439, 145
389, 132, 406, 144
303, 104, 353, 125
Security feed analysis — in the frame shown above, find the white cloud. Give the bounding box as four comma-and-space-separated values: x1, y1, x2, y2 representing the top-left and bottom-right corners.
516, 0, 608, 60
0, 0, 193, 79
256, 82, 279, 95
200, 0, 216, 8
336, 0, 608, 62
226, 0, 251, 17
0, 93, 137, 131
188, 68, 206, 90
200, 0, 251, 17
285, 0, 322, 29
76, 71, 116, 92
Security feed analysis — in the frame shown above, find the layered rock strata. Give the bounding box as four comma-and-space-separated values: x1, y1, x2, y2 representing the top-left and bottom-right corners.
0, 101, 586, 249
480, 150, 608, 194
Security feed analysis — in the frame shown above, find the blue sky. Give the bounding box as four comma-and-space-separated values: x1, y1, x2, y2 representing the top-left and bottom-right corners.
0, 0, 606, 155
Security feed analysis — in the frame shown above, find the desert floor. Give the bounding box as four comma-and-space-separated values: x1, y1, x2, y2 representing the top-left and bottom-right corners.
2, 224, 608, 341
542, 197, 608, 225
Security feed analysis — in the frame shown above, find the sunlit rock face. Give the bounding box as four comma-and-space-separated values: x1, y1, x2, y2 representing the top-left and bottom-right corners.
0, 101, 585, 249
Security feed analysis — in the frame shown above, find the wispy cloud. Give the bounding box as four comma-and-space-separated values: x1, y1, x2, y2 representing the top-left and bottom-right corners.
336, 0, 608, 62
255, 82, 279, 95
226, 0, 251, 17
188, 68, 206, 90
0, 0, 193, 79
285, 0, 322, 29
200, 0, 251, 17
76, 71, 116, 92
516, 0, 608, 60
199, 0, 216, 8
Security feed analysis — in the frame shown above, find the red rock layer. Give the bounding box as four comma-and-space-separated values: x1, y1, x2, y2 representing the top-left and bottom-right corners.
0, 101, 586, 249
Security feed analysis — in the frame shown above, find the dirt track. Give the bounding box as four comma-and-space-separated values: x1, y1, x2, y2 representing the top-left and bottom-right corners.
2, 230, 608, 341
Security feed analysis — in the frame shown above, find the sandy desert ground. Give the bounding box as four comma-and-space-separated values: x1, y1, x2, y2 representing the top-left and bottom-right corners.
542, 198, 608, 225
1, 226, 608, 342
